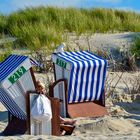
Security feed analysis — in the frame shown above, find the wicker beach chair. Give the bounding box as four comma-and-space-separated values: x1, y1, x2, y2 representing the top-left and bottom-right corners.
51, 51, 108, 118
0, 54, 60, 136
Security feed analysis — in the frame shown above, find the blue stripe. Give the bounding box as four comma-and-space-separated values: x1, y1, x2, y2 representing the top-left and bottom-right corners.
62, 51, 87, 62
30, 58, 42, 67
0, 91, 18, 115
80, 51, 99, 60
0, 88, 18, 113
76, 51, 92, 60
82, 51, 107, 101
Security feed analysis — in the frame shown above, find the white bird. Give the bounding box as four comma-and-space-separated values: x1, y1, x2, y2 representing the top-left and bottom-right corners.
54, 43, 65, 53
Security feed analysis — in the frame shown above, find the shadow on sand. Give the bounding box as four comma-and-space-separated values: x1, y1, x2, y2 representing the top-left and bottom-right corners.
115, 102, 140, 121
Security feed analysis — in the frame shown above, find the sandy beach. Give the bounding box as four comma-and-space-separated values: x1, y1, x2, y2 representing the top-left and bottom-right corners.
67, 32, 140, 51
0, 33, 140, 139
0, 71, 140, 140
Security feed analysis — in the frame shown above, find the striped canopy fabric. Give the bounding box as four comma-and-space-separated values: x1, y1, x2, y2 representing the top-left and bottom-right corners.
54, 51, 107, 104
0, 54, 32, 120
0, 54, 28, 82
0, 88, 27, 120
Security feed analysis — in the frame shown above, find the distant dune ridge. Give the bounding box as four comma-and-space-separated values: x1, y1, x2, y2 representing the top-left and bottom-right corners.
67, 32, 140, 51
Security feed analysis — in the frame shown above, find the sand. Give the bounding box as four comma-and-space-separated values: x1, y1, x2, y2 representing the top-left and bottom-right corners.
0, 32, 140, 139
0, 71, 140, 140
67, 32, 140, 51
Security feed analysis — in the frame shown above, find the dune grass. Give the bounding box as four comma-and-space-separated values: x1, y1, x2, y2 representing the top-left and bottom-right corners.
0, 7, 140, 56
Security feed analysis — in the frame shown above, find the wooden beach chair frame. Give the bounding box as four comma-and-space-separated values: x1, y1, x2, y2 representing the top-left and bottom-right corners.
49, 78, 68, 117
26, 91, 61, 136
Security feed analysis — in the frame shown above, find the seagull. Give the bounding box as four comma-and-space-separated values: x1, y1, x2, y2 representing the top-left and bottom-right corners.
54, 43, 66, 53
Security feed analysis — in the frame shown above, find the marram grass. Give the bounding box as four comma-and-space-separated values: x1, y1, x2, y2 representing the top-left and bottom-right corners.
0, 7, 140, 55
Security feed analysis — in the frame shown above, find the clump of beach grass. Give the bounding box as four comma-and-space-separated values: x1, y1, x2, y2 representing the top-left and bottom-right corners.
1, 7, 140, 61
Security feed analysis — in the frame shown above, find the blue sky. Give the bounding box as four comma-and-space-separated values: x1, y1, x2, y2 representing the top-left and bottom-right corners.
0, 0, 140, 15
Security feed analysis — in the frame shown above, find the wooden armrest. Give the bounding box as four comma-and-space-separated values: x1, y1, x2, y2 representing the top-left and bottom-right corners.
60, 124, 75, 135
50, 97, 61, 136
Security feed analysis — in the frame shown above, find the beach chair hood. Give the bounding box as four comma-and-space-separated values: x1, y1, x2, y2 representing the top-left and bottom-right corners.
52, 51, 107, 104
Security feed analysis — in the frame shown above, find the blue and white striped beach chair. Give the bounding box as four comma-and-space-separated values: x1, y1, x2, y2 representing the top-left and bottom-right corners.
0, 54, 36, 120
52, 51, 108, 118
0, 54, 36, 135
0, 54, 63, 136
